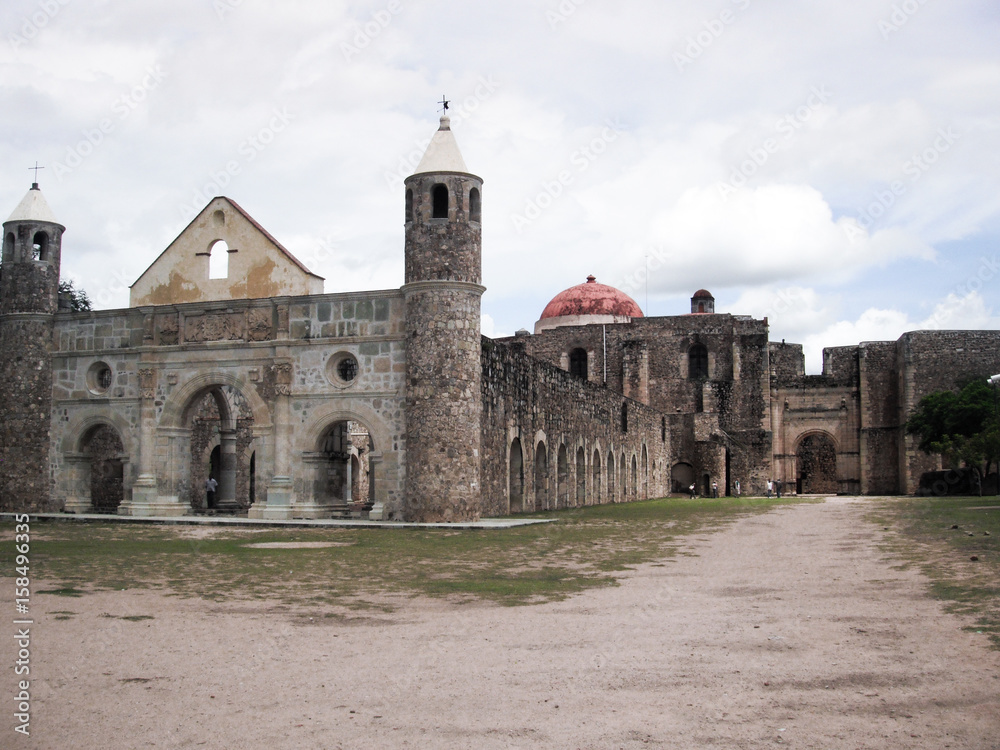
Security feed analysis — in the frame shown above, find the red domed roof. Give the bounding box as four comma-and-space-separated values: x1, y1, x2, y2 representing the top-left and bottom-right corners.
540, 275, 644, 320
692, 289, 714, 299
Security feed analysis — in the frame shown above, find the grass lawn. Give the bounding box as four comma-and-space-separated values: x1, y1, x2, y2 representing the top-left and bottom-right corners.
871, 495, 1000, 648
2, 496, 811, 610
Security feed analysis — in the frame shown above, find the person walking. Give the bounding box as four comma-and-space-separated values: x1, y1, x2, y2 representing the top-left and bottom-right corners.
766, 479, 773, 498
711, 480, 718, 498
775, 479, 782, 498
689, 482, 696, 499
734, 479, 741, 497
205, 476, 218, 508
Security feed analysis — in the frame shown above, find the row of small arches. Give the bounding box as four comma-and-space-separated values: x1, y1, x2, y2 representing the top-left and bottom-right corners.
508, 438, 652, 513
405, 184, 481, 222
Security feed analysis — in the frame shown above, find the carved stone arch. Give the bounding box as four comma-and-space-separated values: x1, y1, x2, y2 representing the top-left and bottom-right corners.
159, 371, 272, 431
61, 409, 136, 457
792, 428, 840, 455
300, 402, 393, 457
794, 429, 839, 495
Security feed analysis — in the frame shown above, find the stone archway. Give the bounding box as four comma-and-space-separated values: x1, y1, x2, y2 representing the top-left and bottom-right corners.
509, 438, 524, 514
797, 433, 838, 495
534, 442, 549, 512
557, 444, 569, 509
186, 386, 255, 513
82, 424, 126, 513
672, 462, 695, 494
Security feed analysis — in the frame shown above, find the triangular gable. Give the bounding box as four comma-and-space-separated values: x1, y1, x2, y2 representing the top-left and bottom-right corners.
130, 197, 324, 307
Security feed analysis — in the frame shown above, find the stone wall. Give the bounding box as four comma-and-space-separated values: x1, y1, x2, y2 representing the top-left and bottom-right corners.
480, 337, 670, 517
47, 290, 408, 518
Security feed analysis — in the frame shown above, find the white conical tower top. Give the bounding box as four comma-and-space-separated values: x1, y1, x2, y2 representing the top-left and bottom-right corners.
6, 183, 61, 226
413, 114, 470, 175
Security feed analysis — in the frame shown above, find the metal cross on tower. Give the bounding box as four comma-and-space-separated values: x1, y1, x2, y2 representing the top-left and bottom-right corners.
438, 95, 450, 114
28, 161, 44, 184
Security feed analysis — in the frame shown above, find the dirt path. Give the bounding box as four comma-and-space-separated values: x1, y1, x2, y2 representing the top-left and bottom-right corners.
7, 497, 1000, 749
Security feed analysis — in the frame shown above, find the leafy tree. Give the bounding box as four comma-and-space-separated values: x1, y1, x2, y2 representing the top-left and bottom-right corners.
907, 377, 1000, 479
58, 280, 92, 311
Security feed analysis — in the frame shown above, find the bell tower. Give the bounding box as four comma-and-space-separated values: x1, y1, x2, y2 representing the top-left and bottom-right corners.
0, 182, 64, 511
402, 113, 485, 521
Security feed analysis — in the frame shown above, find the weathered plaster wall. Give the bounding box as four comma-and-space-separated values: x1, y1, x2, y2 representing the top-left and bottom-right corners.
129, 197, 323, 307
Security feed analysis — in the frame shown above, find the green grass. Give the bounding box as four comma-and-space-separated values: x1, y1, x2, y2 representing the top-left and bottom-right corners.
1, 496, 811, 609
871, 495, 1000, 648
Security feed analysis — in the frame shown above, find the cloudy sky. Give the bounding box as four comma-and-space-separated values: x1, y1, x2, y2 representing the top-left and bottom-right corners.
2, 0, 998, 371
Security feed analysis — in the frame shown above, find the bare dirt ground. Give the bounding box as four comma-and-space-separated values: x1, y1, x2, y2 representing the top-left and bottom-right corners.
5, 497, 1000, 749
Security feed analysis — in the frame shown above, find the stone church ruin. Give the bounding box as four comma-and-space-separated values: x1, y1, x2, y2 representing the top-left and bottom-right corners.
2, 116, 998, 520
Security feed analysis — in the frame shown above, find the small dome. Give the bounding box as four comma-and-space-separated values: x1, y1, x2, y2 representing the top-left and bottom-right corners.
690, 288, 716, 314
535, 275, 643, 333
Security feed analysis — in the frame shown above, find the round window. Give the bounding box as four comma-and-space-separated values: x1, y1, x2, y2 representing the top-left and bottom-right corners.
87, 361, 113, 395
326, 352, 360, 388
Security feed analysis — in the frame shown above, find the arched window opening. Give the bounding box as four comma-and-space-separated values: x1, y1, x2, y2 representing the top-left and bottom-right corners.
534, 442, 548, 511
689, 344, 709, 380
631, 455, 638, 500
405, 189, 413, 223
432, 184, 449, 219
209, 239, 230, 279
592, 448, 601, 505
569, 348, 588, 380
698, 302, 705, 313
469, 187, 481, 222
557, 444, 569, 509
621, 451, 627, 498
620, 402, 628, 433
509, 438, 524, 513
3, 232, 14, 260
32, 231, 49, 261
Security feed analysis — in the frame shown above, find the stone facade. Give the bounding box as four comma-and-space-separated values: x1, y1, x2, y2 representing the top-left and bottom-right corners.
2, 121, 999, 517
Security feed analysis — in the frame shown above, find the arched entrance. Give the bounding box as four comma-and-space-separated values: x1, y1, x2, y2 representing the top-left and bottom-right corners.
534, 442, 549, 512
83, 424, 126, 513
313, 420, 374, 514
186, 386, 256, 512
557, 444, 569, 509
576, 446, 586, 507
592, 448, 602, 505
641, 445, 649, 499
509, 438, 524, 513
797, 433, 838, 494
607, 452, 615, 502
672, 462, 694, 494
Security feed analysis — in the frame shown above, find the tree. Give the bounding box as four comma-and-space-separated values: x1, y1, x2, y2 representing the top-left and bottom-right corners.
907, 377, 1000, 480
58, 280, 92, 311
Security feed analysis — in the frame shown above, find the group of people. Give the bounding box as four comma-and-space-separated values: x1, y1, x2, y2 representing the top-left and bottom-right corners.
685, 478, 784, 498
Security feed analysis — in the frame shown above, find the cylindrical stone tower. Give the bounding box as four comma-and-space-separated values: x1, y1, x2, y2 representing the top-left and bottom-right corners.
403, 114, 485, 522
0, 183, 64, 511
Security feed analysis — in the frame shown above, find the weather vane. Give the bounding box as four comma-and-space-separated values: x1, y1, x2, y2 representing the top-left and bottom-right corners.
29, 161, 44, 184
439, 95, 450, 114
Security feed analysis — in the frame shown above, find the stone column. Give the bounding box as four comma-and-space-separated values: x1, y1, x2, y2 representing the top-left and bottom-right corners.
122, 368, 187, 516
344, 437, 354, 504
217, 430, 238, 509
250, 361, 296, 519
